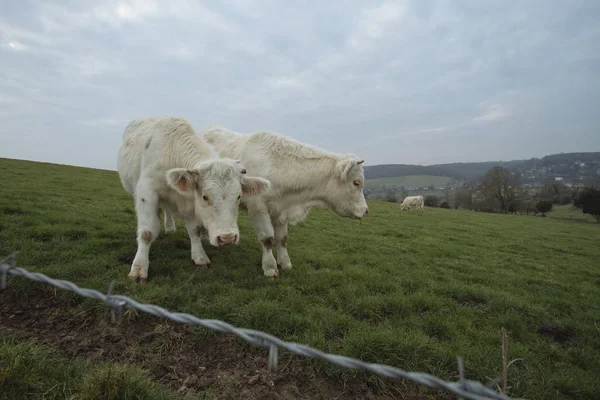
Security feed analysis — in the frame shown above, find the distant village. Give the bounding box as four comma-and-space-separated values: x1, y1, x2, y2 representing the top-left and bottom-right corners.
365, 156, 600, 205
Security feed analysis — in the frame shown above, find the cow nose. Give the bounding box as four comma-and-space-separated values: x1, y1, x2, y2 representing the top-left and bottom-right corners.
218, 233, 238, 245
364, 208, 369, 217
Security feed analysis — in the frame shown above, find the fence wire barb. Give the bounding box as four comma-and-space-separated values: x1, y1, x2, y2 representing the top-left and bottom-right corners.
105, 280, 126, 325
0, 256, 517, 400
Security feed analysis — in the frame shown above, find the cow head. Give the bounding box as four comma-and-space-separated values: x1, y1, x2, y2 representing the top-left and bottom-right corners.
323, 155, 369, 219
166, 159, 270, 246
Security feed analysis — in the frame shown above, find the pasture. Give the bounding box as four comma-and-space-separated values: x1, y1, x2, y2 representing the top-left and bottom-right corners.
364, 175, 451, 189
548, 204, 598, 224
1, 157, 599, 400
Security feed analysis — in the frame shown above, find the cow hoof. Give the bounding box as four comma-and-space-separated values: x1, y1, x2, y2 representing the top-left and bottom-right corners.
128, 274, 148, 284
279, 262, 293, 270
195, 262, 211, 268
263, 269, 279, 278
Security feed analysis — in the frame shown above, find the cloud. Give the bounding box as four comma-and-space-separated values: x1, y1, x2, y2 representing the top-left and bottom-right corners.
0, 0, 599, 170
349, 1, 409, 46
114, 0, 159, 21
473, 103, 511, 123
81, 118, 128, 127
267, 75, 308, 91
2, 39, 28, 51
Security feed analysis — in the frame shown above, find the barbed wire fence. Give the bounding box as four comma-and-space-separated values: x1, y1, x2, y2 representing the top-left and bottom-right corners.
1, 252, 518, 400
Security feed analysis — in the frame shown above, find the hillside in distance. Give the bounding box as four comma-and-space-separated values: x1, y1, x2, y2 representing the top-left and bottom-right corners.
365, 151, 600, 183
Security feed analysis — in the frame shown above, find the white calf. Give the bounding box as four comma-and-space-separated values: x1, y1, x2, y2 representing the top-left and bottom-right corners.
400, 195, 424, 213
117, 117, 270, 283
190, 126, 369, 277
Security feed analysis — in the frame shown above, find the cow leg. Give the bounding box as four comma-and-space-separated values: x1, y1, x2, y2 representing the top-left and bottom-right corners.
164, 208, 176, 233
129, 184, 160, 283
248, 209, 278, 277
274, 222, 292, 270
184, 218, 211, 267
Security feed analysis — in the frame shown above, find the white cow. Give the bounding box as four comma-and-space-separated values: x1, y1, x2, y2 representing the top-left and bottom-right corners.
117, 117, 270, 283
180, 126, 370, 277
400, 195, 424, 213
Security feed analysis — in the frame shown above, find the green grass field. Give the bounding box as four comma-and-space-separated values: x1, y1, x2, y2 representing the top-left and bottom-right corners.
548, 204, 598, 224
1, 157, 599, 399
365, 175, 451, 189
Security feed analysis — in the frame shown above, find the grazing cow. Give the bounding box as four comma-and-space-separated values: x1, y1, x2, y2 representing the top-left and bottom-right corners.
182, 126, 369, 277
162, 126, 369, 277
117, 117, 270, 283
400, 195, 424, 213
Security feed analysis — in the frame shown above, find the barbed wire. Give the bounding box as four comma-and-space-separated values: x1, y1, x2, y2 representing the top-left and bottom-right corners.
0, 253, 517, 400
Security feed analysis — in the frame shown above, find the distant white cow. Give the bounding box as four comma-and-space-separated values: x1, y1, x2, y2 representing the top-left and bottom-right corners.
117, 117, 270, 283
183, 126, 370, 278
400, 195, 424, 213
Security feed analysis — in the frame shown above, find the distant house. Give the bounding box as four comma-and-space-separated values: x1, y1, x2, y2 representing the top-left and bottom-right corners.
555, 177, 563, 181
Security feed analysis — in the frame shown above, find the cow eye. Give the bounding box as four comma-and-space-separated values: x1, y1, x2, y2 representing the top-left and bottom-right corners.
353, 181, 360, 187
237, 195, 241, 200
202, 195, 209, 201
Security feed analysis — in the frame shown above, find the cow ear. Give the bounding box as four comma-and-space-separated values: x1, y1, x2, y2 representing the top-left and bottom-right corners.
336, 159, 358, 181
166, 168, 200, 196
241, 176, 271, 196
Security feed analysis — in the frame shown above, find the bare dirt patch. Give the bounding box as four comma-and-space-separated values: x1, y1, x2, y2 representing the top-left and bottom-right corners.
0, 288, 444, 400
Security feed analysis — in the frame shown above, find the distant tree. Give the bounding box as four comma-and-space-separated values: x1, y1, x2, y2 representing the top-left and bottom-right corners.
537, 180, 572, 204
384, 189, 397, 203
511, 199, 522, 214
453, 190, 470, 210
454, 181, 477, 210
478, 167, 523, 214
571, 186, 580, 202
444, 183, 452, 204
440, 201, 450, 209
582, 174, 600, 189
525, 200, 539, 216
535, 200, 553, 217
424, 195, 439, 207
557, 194, 571, 205
573, 187, 600, 223
400, 189, 409, 200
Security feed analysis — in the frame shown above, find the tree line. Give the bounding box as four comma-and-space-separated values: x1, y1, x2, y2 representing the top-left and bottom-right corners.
444, 167, 600, 223
364, 151, 600, 182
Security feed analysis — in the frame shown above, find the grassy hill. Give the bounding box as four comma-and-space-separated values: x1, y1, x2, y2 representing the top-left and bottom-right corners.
364, 151, 600, 182
548, 204, 598, 224
0, 157, 599, 399
364, 162, 509, 181
365, 175, 452, 189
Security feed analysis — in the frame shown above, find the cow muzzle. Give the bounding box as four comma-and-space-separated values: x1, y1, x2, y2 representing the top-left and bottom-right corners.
217, 233, 239, 246
351, 207, 369, 219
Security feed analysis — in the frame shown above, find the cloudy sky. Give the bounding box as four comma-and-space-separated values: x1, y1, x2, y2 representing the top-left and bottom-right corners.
1, 0, 599, 170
